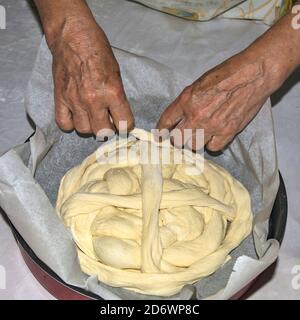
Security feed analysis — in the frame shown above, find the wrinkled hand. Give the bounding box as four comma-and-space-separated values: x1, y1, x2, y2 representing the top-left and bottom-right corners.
157, 52, 280, 151
50, 19, 134, 137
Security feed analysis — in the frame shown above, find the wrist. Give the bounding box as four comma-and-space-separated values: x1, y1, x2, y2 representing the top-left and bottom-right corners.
242, 7, 300, 95
45, 14, 100, 52
47, 15, 98, 51
241, 43, 290, 96
34, 0, 97, 50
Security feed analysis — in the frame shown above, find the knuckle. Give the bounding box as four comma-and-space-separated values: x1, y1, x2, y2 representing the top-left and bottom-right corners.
221, 121, 238, 136
191, 91, 199, 106
207, 145, 218, 152
209, 144, 223, 152
207, 139, 223, 152
180, 86, 192, 102
55, 116, 66, 127
163, 116, 174, 128
209, 116, 222, 131
193, 108, 211, 122
55, 116, 72, 130
84, 91, 98, 104
162, 111, 179, 128
107, 82, 125, 101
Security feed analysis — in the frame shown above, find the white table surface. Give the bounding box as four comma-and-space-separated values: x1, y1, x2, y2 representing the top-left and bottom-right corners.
0, 0, 299, 300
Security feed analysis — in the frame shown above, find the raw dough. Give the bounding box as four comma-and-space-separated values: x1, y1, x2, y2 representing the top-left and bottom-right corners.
56, 129, 253, 296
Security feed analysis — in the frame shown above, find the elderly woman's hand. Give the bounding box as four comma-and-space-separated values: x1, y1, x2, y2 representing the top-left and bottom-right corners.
34, 0, 134, 138
156, 51, 276, 151
157, 5, 300, 151
50, 19, 134, 136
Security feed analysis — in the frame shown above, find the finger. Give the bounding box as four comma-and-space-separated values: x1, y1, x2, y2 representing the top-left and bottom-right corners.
109, 98, 134, 134
237, 100, 266, 132
88, 107, 116, 140
55, 97, 74, 131
171, 118, 212, 150
156, 95, 185, 131
206, 134, 234, 152
72, 108, 92, 134
185, 130, 208, 151
211, 87, 252, 127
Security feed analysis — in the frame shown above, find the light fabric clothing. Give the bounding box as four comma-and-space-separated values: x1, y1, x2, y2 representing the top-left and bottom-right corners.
130, 0, 294, 24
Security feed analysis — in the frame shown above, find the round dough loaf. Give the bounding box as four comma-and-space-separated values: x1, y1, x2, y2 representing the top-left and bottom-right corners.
56, 129, 252, 296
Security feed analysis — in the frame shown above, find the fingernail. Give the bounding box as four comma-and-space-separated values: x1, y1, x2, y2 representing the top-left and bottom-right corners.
96, 128, 115, 141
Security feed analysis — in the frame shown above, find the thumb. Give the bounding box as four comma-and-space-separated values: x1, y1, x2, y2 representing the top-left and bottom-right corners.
156, 94, 185, 131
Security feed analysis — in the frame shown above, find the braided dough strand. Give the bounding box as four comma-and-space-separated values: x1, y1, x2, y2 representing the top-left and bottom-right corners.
56, 129, 253, 296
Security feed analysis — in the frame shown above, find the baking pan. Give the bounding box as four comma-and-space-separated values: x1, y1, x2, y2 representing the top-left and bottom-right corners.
1, 172, 287, 300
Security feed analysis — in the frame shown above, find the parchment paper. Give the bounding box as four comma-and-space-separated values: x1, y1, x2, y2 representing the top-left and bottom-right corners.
0, 0, 280, 299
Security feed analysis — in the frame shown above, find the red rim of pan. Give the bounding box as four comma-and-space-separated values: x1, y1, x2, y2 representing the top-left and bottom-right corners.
3, 171, 287, 300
